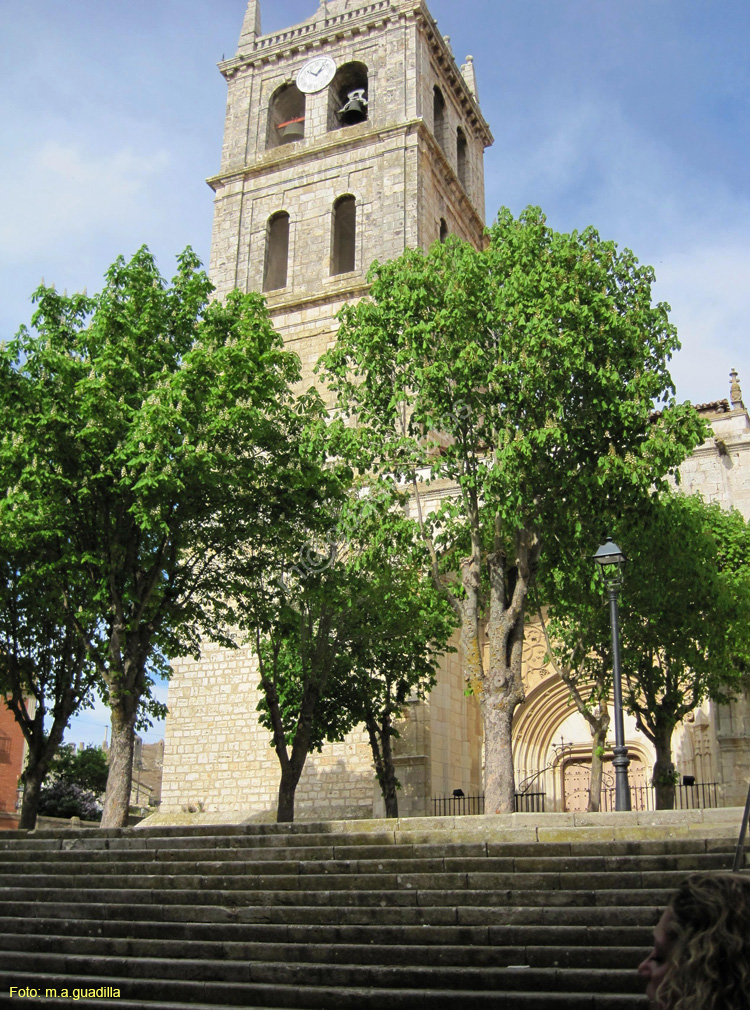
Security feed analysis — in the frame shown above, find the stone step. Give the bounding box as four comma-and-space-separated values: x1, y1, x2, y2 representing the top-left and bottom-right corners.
1, 817, 738, 1009
0, 829, 738, 857
0, 931, 646, 968
0, 886, 676, 913
0, 899, 662, 926
0, 915, 654, 947
0, 957, 645, 994
0, 850, 733, 876
4, 1003, 311, 1010
0, 869, 697, 895
0, 974, 647, 1009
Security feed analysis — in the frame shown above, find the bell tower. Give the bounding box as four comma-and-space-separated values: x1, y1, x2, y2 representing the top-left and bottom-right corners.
208, 0, 493, 385
159, 1, 492, 822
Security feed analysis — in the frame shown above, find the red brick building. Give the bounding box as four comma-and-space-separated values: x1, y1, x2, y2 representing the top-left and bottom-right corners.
0, 702, 26, 828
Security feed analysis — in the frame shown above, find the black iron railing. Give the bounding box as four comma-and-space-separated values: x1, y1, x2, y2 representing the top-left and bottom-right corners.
433, 782, 720, 816
514, 791, 546, 813
600, 781, 719, 812
432, 792, 545, 816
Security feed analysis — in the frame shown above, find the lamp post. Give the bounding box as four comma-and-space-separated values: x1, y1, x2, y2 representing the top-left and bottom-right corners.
592, 537, 631, 812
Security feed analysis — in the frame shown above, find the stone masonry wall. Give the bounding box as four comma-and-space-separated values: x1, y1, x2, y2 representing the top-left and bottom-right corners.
162, 643, 375, 819
677, 406, 750, 521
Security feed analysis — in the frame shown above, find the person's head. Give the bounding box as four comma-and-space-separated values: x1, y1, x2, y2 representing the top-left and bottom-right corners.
638, 872, 750, 1009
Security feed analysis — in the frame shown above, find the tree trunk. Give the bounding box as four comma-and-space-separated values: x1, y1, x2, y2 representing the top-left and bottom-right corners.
587, 717, 608, 813
380, 718, 399, 818
381, 731, 399, 824
481, 532, 538, 815
482, 696, 517, 814
101, 699, 138, 827
274, 689, 318, 823
652, 723, 676, 810
365, 711, 399, 818
383, 780, 399, 818
10, 691, 74, 830
19, 758, 46, 830
277, 764, 303, 823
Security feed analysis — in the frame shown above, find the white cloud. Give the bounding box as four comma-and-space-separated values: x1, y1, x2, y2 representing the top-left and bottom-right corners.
0, 140, 170, 265
488, 94, 750, 405
654, 240, 750, 404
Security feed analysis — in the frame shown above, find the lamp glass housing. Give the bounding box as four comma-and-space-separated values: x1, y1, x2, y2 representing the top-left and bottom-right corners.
592, 537, 625, 589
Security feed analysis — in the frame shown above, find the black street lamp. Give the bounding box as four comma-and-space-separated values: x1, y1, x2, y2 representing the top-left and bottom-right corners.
592, 537, 632, 812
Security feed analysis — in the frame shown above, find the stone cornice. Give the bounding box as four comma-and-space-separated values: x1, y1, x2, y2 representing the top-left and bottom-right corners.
208, 118, 414, 190
265, 279, 372, 322
207, 118, 487, 238
688, 438, 750, 459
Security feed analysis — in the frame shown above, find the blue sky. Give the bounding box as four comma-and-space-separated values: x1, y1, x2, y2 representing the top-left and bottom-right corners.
2, 0, 748, 745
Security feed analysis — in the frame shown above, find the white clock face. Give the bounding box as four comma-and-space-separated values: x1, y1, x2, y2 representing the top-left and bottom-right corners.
296, 56, 337, 94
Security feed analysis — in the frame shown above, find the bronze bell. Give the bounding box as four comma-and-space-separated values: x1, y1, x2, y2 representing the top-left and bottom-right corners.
277, 116, 305, 142
338, 88, 368, 125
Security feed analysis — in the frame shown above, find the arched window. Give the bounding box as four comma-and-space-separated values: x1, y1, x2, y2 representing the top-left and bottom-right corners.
328, 62, 369, 131
456, 127, 468, 189
439, 218, 449, 243
433, 86, 447, 152
331, 196, 356, 275
267, 83, 306, 149
263, 212, 290, 291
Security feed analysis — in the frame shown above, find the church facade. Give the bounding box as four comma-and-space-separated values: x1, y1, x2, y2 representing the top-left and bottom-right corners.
159, 0, 750, 821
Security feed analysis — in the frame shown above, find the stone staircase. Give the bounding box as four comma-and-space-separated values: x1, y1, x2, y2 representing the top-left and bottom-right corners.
0, 810, 744, 1009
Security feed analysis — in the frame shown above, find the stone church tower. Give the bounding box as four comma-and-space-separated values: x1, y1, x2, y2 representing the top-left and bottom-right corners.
159, 0, 750, 821
208, 0, 492, 388
160, 0, 494, 819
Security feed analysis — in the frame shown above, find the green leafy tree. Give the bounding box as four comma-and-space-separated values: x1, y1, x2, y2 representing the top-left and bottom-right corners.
1, 246, 319, 827
254, 579, 360, 823
542, 492, 750, 809
0, 552, 97, 828
621, 495, 750, 808
35, 744, 109, 821
51, 744, 110, 794
244, 410, 363, 824
340, 488, 457, 818
345, 562, 456, 818
321, 207, 706, 813
251, 476, 456, 822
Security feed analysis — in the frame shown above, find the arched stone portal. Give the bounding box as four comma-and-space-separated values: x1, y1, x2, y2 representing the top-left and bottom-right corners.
512, 647, 652, 812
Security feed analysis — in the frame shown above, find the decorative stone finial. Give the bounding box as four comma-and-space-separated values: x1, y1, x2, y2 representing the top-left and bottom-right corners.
238, 0, 262, 50
460, 55, 478, 102
730, 368, 744, 410
443, 35, 454, 57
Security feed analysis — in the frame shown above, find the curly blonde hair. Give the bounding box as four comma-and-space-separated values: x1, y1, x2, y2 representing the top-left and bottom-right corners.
656, 873, 750, 1010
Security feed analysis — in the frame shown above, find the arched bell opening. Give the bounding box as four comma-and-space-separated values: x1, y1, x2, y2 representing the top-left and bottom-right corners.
267, 83, 306, 149
328, 62, 369, 130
